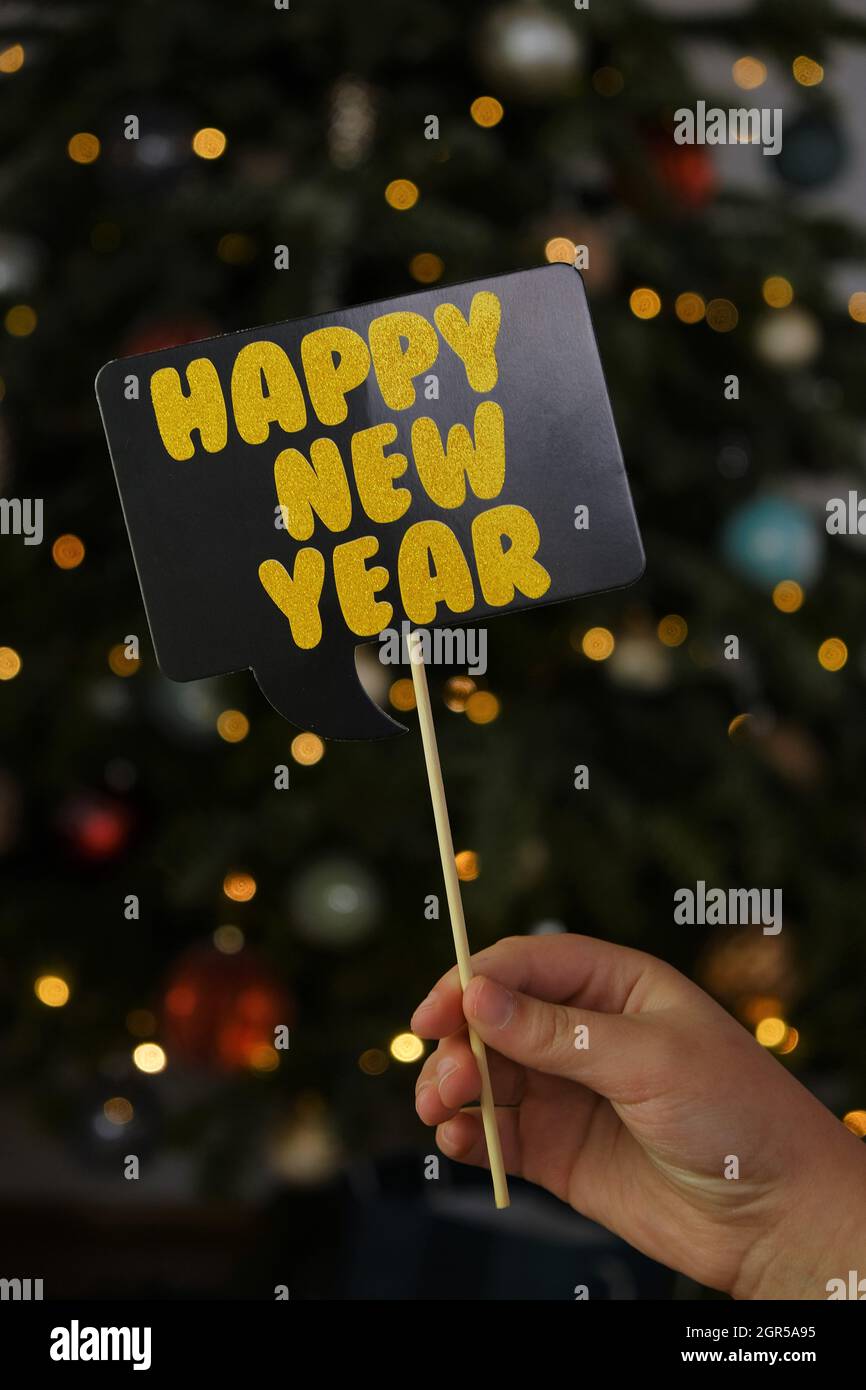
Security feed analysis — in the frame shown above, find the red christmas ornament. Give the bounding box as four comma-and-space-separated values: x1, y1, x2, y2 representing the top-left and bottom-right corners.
57, 792, 133, 862
163, 943, 291, 1073
650, 135, 716, 210
121, 315, 219, 357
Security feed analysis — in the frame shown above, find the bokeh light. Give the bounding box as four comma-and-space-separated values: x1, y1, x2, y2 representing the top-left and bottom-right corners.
0, 646, 22, 680
192, 127, 227, 159
35, 975, 70, 1008
444, 675, 476, 712
409, 252, 443, 284
133, 1042, 167, 1074
52, 534, 85, 570
630, 288, 661, 320
762, 276, 794, 309
732, 57, 767, 89
389, 678, 416, 711
290, 731, 325, 765
675, 292, 705, 324
108, 643, 141, 677
455, 849, 480, 882
470, 96, 504, 128
103, 1097, 134, 1125
213, 924, 244, 955
466, 690, 500, 724
216, 709, 250, 743
817, 637, 847, 672
390, 1032, 424, 1063
772, 580, 804, 613
223, 872, 257, 903
848, 292, 866, 324
385, 179, 419, 211
5, 304, 36, 336
755, 1017, 787, 1048
68, 132, 101, 164
657, 614, 688, 647
582, 626, 615, 661
592, 66, 624, 97
792, 55, 824, 86
358, 1048, 389, 1075
545, 237, 576, 265
706, 298, 738, 332
0, 44, 24, 73
843, 1110, 866, 1137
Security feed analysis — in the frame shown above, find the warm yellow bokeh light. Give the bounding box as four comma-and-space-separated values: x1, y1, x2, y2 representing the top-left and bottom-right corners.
762, 276, 794, 309
470, 95, 504, 128
5, 304, 36, 337
0, 646, 22, 680
68, 132, 101, 164
217, 232, 256, 264
385, 179, 419, 211
223, 871, 257, 903
108, 643, 141, 677
706, 298, 738, 332
848, 292, 866, 324
104, 1096, 134, 1125
772, 580, 804, 613
390, 1032, 424, 1063
214, 924, 244, 954
133, 1042, 167, 1074
466, 691, 500, 725
52, 534, 85, 570
389, 678, 416, 711
675, 292, 705, 324
792, 55, 824, 86
657, 614, 688, 647
777, 1027, 799, 1055
249, 1043, 279, 1072
582, 626, 615, 661
444, 675, 476, 712
629, 288, 661, 320
756, 1017, 787, 1048
843, 1110, 866, 1137
592, 66, 624, 97
35, 974, 70, 1008
216, 709, 250, 743
0, 44, 24, 74
818, 637, 847, 672
358, 1048, 389, 1075
193, 127, 227, 159
741, 996, 783, 1026
455, 849, 480, 882
126, 1009, 156, 1037
732, 57, 767, 89
291, 731, 325, 765
727, 712, 753, 739
545, 237, 576, 265
409, 252, 443, 284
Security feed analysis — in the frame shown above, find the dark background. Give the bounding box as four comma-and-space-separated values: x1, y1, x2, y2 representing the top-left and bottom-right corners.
1, 0, 865, 1300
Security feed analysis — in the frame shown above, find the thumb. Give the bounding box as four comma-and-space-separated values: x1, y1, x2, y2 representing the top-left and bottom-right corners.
463, 973, 642, 1098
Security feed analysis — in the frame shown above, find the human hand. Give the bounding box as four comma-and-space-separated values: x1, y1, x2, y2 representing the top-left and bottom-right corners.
411, 934, 866, 1299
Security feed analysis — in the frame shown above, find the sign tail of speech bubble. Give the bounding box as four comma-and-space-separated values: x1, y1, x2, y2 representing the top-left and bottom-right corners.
251, 643, 406, 740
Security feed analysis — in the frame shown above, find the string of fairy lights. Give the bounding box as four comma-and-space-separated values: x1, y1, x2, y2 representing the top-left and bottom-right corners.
2, 35, 865, 1147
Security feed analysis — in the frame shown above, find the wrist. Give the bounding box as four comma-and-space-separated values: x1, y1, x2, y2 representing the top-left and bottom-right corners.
731, 1136, 866, 1300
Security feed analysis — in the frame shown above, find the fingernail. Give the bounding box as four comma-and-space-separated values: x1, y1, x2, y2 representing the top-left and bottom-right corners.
436, 1057, 458, 1097
438, 1121, 458, 1151
415, 1082, 436, 1121
410, 990, 437, 1030
468, 977, 513, 1030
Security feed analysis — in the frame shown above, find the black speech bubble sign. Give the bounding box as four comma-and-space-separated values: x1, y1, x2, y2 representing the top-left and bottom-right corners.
96, 264, 644, 739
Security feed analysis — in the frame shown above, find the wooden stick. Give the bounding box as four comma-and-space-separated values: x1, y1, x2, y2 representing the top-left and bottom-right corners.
409, 630, 510, 1209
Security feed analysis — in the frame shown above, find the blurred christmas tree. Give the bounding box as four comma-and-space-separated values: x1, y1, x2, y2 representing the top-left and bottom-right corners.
1, 0, 866, 1216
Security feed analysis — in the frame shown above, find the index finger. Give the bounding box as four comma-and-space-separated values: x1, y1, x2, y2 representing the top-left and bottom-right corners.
410, 932, 665, 1039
